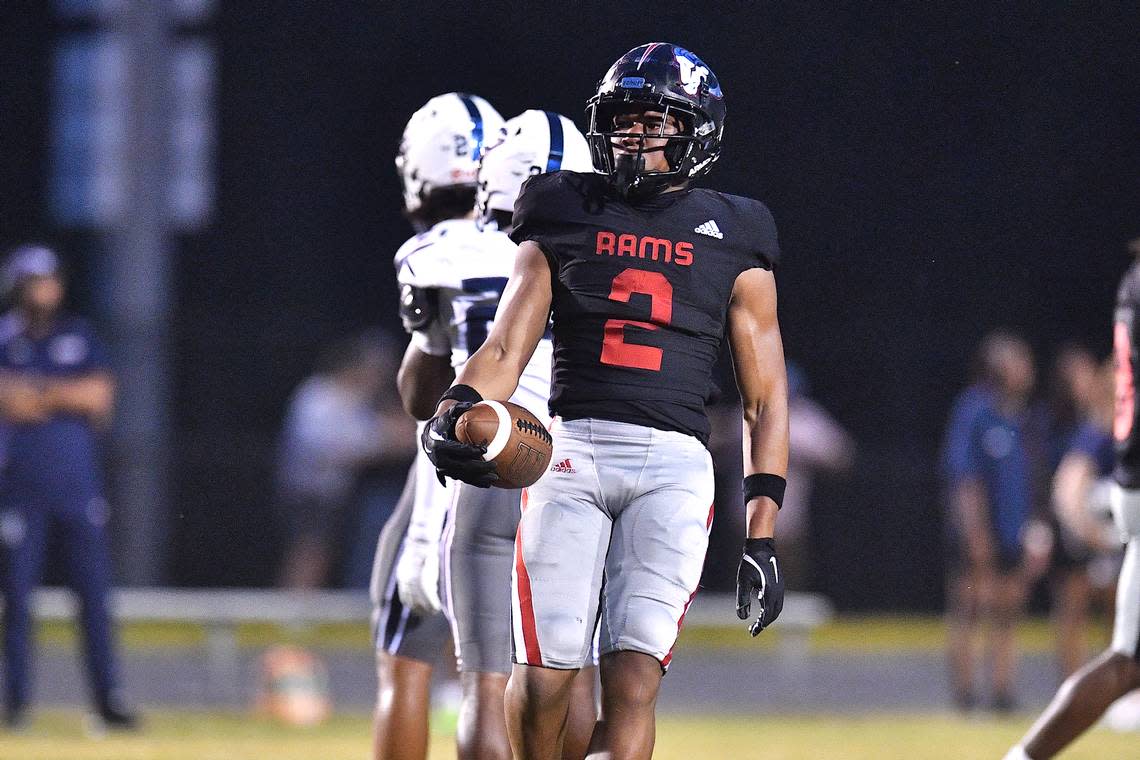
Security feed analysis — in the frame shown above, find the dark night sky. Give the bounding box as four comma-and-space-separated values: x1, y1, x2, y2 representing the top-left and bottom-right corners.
1, 2, 1137, 604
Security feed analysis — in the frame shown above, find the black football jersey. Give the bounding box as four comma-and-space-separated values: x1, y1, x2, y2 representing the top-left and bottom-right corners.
1114, 262, 1140, 488
510, 171, 779, 445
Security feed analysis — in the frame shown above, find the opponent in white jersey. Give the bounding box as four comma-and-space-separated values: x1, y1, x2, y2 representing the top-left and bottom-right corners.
396, 110, 598, 760
395, 219, 553, 418
369, 92, 502, 760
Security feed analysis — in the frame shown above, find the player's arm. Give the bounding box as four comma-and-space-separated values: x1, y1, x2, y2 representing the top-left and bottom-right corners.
398, 343, 454, 420
395, 282, 455, 419
421, 242, 552, 487
1053, 453, 1114, 551
942, 397, 997, 571
0, 371, 48, 423
727, 267, 790, 635
728, 268, 789, 536
953, 477, 1000, 570
42, 371, 115, 425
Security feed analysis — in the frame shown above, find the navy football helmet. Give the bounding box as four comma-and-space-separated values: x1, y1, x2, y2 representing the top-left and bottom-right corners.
585, 43, 725, 198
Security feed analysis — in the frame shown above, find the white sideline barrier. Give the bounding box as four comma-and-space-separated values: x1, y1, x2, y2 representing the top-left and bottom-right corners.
33, 587, 371, 624
25, 587, 834, 700
31, 588, 374, 702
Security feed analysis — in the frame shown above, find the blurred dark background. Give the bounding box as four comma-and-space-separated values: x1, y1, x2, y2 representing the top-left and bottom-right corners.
1, 1, 1136, 608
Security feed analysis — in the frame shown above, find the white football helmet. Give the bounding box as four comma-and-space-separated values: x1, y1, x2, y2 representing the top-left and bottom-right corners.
396, 93, 504, 214
476, 110, 592, 227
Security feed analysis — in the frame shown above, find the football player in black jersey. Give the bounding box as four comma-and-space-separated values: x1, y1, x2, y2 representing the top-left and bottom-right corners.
1005, 236, 1140, 760
423, 43, 789, 760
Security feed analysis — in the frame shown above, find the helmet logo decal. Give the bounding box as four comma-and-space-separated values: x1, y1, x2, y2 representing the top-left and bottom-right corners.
676, 54, 709, 97
619, 76, 646, 89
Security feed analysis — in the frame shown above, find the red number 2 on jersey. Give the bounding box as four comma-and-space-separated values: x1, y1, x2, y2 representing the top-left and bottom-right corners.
1115, 320, 1135, 442
600, 268, 673, 371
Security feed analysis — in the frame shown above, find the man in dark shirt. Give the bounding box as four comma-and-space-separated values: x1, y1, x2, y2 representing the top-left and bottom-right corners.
422, 44, 789, 760
0, 244, 136, 731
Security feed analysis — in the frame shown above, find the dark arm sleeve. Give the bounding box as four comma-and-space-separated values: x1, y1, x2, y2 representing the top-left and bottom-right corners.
752, 201, 779, 270
509, 172, 564, 266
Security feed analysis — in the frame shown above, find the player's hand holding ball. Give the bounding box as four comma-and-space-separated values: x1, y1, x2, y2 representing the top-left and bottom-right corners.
735, 538, 784, 636
421, 386, 499, 488
453, 400, 552, 489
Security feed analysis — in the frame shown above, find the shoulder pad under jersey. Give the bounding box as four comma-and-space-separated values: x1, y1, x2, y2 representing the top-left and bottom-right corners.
398, 283, 438, 332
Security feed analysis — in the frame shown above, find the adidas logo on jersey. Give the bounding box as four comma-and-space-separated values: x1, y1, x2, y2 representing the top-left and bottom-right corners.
550, 458, 576, 474
694, 220, 723, 239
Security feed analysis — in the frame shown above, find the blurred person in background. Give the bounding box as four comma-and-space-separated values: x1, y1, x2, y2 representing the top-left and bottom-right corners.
1045, 352, 1122, 676
781, 360, 854, 590
0, 244, 136, 731
1025, 343, 1101, 677
708, 360, 852, 592
368, 92, 502, 760
1005, 236, 1140, 760
275, 329, 414, 590
337, 331, 419, 590
942, 330, 1047, 713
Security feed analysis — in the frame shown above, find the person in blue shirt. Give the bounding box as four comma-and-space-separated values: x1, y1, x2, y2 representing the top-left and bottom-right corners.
0, 244, 136, 731
942, 330, 1048, 713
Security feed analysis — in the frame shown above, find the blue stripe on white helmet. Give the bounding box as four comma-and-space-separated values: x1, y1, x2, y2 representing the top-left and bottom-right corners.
476, 110, 592, 227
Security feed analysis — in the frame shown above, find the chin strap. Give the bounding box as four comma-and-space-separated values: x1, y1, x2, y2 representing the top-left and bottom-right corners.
613, 155, 681, 199
613, 153, 644, 198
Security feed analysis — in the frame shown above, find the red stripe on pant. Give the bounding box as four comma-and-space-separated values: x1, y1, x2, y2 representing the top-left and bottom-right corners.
662, 502, 714, 669
514, 495, 542, 665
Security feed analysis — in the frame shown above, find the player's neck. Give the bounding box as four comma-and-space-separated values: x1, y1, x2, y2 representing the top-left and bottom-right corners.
20, 307, 58, 338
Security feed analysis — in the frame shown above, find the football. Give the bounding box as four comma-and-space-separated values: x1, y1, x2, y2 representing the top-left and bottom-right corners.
454, 400, 553, 489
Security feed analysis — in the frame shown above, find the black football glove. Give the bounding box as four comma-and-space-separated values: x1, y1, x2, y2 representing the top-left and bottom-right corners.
421, 402, 498, 488
735, 537, 784, 636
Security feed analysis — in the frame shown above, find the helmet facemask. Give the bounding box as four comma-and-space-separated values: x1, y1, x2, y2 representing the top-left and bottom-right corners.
585, 43, 725, 199
587, 96, 706, 199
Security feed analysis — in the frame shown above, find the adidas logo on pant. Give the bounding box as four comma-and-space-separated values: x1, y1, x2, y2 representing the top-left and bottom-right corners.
694, 219, 723, 239
550, 458, 576, 474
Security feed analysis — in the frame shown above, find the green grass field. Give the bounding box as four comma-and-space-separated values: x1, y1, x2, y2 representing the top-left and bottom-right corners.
13, 616, 1127, 758
3, 709, 1135, 760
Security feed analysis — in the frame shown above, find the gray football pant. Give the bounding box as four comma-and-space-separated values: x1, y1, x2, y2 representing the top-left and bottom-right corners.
441, 481, 522, 674
1111, 538, 1140, 660
513, 418, 714, 670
